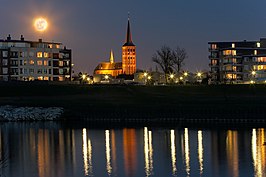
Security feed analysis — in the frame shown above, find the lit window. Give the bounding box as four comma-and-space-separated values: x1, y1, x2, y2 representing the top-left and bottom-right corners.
43, 60, 48, 66
44, 52, 49, 58
37, 52, 43, 58
56, 44, 60, 49
257, 65, 266, 70
254, 50, 257, 55
29, 60, 34, 65
38, 76, 43, 80
59, 61, 63, 66
24, 60, 27, 65
37, 60, 43, 65
29, 77, 34, 81
59, 76, 64, 81
43, 77, 49, 81
257, 42, 260, 48
48, 44, 53, 48
232, 43, 235, 48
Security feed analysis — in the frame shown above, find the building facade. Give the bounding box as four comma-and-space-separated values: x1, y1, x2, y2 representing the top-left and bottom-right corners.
94, 18, 136, 77
0, 35, 72, 81
209, 38, 266, 84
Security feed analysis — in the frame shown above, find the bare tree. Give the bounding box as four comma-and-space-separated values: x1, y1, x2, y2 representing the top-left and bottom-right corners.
152, 45, 174, 83
172, 46, 188, 73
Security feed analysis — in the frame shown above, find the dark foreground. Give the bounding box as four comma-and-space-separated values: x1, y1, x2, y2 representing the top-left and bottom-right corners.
0, 82, 266, 124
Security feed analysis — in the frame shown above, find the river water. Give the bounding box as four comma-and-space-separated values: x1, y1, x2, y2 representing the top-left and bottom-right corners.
0, 122, 265, 177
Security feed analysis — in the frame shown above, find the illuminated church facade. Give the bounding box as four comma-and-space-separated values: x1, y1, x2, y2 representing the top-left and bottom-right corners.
94, 18, 136, 77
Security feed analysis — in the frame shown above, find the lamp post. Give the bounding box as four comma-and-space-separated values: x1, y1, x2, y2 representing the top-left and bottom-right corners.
251, 71, 256, 84
196, 72, 202, 84
143, 72, 148, 85
183, 72, 188, 84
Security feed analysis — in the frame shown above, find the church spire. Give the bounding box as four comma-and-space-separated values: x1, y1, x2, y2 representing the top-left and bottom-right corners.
110, 49, 114, 63
123, 14, 135, 46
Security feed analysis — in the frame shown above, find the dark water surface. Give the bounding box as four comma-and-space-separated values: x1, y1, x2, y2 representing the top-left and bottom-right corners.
0, 122, 265, 177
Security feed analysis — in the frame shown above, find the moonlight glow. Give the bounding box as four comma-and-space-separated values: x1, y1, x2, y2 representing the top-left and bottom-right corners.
34, 18, 48, 32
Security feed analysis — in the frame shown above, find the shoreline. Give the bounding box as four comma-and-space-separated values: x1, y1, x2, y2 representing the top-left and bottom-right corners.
0, 83, 266, 125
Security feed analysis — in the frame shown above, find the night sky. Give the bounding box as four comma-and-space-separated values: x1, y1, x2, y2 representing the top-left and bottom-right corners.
1, 0, 266, 74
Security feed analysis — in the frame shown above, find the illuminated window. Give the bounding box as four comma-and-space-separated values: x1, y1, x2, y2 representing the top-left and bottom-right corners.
257, 65, 266, 70
43, 77, 49, 81
37, 60, 43, 65
37, 52, 43, 58
38, 76, 43, 80
48, 44, 53, 48
59, 61, 63, 66
254, 50, 257, 55
232, 43, 235, 48
29, 60, 34, 65
59, 76, 64, 81
226, 74, 236, 79
44, 52, 49, 58
29, 77, 34, 81
257, 42, 260, 48
24, 60, 27, 65
232, 66, 237, 71
56, 44, 60, 49
223, 50, 236, 56
43, 60, 48, 66
258, 57, 266, 62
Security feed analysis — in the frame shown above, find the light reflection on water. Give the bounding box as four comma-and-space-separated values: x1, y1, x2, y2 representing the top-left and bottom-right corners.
198, 130, 203, 176
0, 123, 265, 177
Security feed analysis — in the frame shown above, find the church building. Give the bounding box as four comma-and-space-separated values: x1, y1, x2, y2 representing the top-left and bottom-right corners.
94, 18, 136, 77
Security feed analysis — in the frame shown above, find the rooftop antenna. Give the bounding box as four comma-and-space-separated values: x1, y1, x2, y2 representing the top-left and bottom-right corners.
128, 11, 130, 20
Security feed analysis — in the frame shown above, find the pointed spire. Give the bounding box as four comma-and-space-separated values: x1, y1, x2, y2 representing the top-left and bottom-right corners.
110, 49, 114, 63
123, 14, 135, 46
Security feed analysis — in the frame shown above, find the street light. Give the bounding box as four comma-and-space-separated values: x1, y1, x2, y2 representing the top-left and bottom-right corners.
197, 72, 202, 77
104, 75, 109, 80
184, 72, 188, 77
170, 74, 174, 79
82, 74, 86, 80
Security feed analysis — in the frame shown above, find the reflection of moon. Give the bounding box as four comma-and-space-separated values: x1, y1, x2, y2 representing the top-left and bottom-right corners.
34, 18, 48, 32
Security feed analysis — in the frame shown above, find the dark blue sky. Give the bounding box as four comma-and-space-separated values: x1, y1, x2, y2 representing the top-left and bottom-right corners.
1, 0, 266, 74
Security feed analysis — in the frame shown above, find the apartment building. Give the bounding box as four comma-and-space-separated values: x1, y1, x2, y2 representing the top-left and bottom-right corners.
0, 35, 72, 81
209, 38, 266, 84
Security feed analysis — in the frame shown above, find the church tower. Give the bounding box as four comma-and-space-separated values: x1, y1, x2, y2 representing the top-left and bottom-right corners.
122, 17, 136, 75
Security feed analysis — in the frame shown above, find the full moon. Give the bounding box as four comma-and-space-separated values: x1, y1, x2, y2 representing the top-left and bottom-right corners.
34, 18, 48, 32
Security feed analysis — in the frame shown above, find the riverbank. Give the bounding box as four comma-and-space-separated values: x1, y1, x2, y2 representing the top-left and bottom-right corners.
0, 82, 266, 124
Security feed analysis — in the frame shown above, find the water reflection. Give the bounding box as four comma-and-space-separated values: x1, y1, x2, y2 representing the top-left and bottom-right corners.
198, 130, 204, 176
82, 128, 93, 176
0, 123, 265, 177
184, 128, 190, 177
144, 127, 153, 176
123, 128, 137, 177
252, 128, 266, 177
105, 130, 112, 175
226, 130, 239, 177
170, 130, 177, 176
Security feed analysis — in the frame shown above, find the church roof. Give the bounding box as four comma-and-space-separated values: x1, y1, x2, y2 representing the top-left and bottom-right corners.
123, 19, 135, 46
94, 62, 122, 71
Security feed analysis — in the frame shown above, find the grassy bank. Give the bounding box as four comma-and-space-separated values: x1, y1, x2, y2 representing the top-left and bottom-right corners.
0, 82, 266, 123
